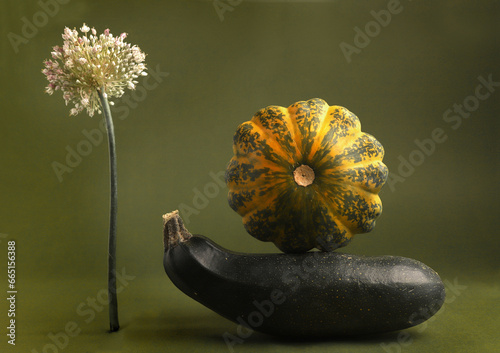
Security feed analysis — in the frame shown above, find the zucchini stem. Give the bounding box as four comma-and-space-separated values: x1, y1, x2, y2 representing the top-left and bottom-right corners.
162, 211, 193, 251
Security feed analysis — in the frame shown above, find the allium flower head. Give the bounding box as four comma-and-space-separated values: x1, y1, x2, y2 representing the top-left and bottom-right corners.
42, 23, 147, 117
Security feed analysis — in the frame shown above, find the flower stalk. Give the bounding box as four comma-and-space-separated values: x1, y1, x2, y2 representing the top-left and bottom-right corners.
98, 88, 119, 332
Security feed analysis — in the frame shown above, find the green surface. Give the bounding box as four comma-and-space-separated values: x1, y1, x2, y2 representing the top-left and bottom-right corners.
1, 0, 499, 352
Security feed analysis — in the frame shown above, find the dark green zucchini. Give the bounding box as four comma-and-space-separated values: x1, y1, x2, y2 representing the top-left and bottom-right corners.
163, 211, 445, 337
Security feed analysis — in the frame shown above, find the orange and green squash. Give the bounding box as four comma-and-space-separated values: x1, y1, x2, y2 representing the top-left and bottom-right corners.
225, 98, 388, 253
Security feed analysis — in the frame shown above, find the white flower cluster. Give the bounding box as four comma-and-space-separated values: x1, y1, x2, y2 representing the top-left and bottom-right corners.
42, 23, 147, 116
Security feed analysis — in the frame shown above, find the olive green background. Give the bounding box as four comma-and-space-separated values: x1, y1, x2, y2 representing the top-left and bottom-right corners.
1, 0, 499, 352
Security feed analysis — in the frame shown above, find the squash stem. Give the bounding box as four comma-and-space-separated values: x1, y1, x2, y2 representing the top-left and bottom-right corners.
293, 164, 315, 187
98, 87, 119, 333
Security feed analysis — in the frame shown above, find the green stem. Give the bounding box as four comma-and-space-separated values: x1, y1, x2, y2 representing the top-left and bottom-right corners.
98, 88, 119, 332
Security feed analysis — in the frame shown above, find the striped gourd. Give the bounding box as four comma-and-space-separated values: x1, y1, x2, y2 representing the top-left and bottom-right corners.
225, 98, 388, 253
